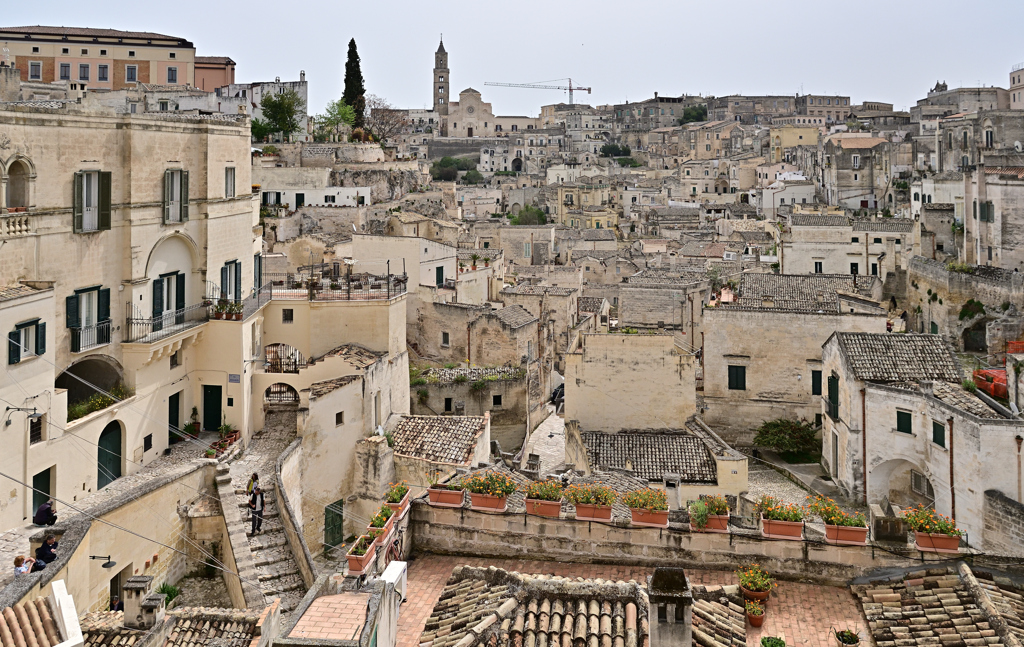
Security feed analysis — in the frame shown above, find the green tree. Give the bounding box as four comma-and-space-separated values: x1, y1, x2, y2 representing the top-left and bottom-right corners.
509, 205, 547, 226
260, 89, 306, 136
752, 419, 818, 456
344, 39, 366, 129
677, 105, 708, 125
315, 99, 356, 138
462, 169, 484, 184
251, 118, 274, 142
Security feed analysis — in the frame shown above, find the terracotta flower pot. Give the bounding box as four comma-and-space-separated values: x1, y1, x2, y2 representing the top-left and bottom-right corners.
386, 492, 410, 517
705, 513, 730, 533
630, 507, 669, 528
741, 586, 771, 603
427, 487, 464, 508
469, 492, 508, 513
574, 503, 612, 522
825, 523, 869, 546
346, 539, 376, 574
367, 513, 394, 540
214, 312, 224, 320
526, 499, 562, 518
914, 530, 960, 553
747, 611, 765, 628
761, 516, 804, 540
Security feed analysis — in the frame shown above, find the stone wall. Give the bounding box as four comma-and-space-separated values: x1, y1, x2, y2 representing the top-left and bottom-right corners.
330, 167, 424, 204
276, 438, 317, 588
983, 490, 1024, 557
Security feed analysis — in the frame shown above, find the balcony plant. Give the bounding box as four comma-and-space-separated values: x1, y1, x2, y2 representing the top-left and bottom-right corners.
806, 496, 868, 546
756, 495, 805, 540
622, 488, 669, 528
831, 629, 860, 647
746, 600, 765, 628
213, 300, 228, 320
366, 504, 395, 545
346, 535, 376, 574
462, 470, 518, 512
762, 639, 786, 647
564, 483, 616, 522
524, 480, 563, 518
736, 564, 776, 602
483, 257, 491, 267
366, 527, 385, 546
471, 254, 480, 269
692, 495, 730, 533
426, 469, 465, 508
901, 504, 962, 552
229, 301, 244, 320
385, 481, 410, 517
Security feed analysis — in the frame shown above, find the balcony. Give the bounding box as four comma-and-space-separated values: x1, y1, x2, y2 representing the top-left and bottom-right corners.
265, 272, 408, 301
125, 301, 210, 344
70, 320, 111, 352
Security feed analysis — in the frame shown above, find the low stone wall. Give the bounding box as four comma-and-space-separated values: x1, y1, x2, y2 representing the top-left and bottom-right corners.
983, 490, 1024, 557
409, 500, 925, 586
214, 464, 265, 609
276, 438, 318, 588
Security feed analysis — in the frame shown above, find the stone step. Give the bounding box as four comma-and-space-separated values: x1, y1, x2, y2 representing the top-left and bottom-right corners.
257, 562, 300, 583
237, 507, 280, 521
247, 531, 287, 551
273, 589, 307, 615
252, 547, 295, 569
261, 572, 304, 593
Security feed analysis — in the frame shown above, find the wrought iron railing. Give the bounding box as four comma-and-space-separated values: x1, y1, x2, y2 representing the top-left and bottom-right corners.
70, 320, 112, 352
125, 301, 210, 343
265, 343, 306, 374
264, 272, 408, 301
264, 383, 299, 404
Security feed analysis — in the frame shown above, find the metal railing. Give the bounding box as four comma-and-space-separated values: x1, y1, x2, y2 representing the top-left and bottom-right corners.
265, 343, 307, 374
70, 320, 112, 352
264, 272, 408, 301
125, 301, 210, 343
264, 383, 299, 404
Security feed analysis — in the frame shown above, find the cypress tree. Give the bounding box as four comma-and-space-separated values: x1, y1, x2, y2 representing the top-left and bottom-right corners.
344, 39, 365, 128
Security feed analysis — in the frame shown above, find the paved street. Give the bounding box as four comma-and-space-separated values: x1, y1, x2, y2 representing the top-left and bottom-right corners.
522, 405, 565, 477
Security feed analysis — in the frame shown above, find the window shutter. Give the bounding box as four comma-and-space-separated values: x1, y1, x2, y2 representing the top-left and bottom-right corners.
176, 272, 185, 309
35, 322, 46, 356
152, 279, 163, 318
163, 170, 172, 223
220, 266, 228, 300
180, 170, 189, 221
234, 262, 242, 301
8, 331, 21, 364
98, 171, 112, 230
98, 288, 111, 322
65, 294, 80, 329
73, 172, 84, 233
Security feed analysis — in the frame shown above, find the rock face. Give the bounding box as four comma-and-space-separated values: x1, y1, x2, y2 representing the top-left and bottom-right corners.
331, 168, 424, 203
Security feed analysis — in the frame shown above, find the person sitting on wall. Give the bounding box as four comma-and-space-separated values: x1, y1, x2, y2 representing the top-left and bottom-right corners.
33, 500, 57, 526
14, 555, 44, 575
35, 534, 58, 566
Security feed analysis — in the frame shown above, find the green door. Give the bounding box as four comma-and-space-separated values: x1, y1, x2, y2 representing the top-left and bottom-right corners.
97, 422, 122, 489
324, 499, 345, 553
168, 391, 182, 445
32, 468, 51, 514
435, 266, 444, 287
203, 385, 222, 431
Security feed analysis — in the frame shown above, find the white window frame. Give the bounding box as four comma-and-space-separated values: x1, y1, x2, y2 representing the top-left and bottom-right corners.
225, 167, 236, 198
82, 171, 100, 232
125, 65, 138, 83
18, 325, 37, 359
29, 61, 42, 80
167, 170, 182, 220
79, 289, 99, 330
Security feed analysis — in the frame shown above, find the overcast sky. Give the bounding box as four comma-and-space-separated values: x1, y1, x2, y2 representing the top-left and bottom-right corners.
6, 0, 1024, 117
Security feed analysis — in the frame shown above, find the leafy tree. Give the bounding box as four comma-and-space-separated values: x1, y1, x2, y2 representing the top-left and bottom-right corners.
600, 143, 631, 157
260, 89, 306, 136
677, 105, 708, 125
251, 118, 274, 142
510, 205, 547, 226
752, 418, 818, 455
430, 165, 458, 181
363, 94, 407, 144
344, 39, 366, 128
314, 99, 356, 140
462, 169, 484, 184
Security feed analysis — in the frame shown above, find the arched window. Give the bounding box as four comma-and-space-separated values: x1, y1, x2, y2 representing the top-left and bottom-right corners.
914, 192, 920, 201
6, 158, 32, 209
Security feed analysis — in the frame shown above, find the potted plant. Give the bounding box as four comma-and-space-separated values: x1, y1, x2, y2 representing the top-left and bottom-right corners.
458, 262, 466, 274
756, 495, 805, 540
471, 254, 480, 270
204, 449, 216, 458
483, 257, 491, 267
462, 470, 518, 512
218, 423, 234, 440
366, 527, 386, 547
807, 496, 868, 546
366, 504, 395, 543
762, 638, 786, 647
231, 301, 244, 321
213, 300, 228, 320
689, 500, 710, 532
622, 488, 669, 528
737, 564, 776, 602
746, 600, 765, 628
346, 535, 376, 574
426, 471, 465, 508
183, 421, 200, 437
901, 504, 962, 552
831, 629, 860, 647
385, 481, 410, 517
524, 480, 563, 518
702, 495, 730, 533
564, 483, 616, 522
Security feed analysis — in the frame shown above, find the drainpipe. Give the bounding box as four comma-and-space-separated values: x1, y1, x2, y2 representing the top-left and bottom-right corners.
466, 324, 471, 365
948, 416, 955, 521
861, 388, 868, 504
1016, 435, 1022, 503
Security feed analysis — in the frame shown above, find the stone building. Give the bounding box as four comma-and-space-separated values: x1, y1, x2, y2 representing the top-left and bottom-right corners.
782, 214, 919, 281
962, 166, 1024, 269
500, 284, 579, 363
391, 414, 491, 488
822, 135, 889, 209
703, 274, 886, 444
821, 332, 1024, 550
794, 94, 852, 123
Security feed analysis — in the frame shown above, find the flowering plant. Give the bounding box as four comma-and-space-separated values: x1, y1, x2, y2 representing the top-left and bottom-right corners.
736, 564, 776, 592
563, 483, 616, 507
703, 494, 730, 516
755, 495, 805, 522
369, 504, 394, 528
805, 495, 866, 528
901, 504, 962, 536
525, 480, 564, 502
460, 471, 518, 497
745, 600, 765, 616
349, 536, 373, 556
386, 481, 409, 503
622, 488, 668, 511
367, 528, 384, 542
428, 469, 462, 490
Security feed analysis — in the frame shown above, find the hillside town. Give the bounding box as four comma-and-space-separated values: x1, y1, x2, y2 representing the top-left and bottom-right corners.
2, 22, 1024, 647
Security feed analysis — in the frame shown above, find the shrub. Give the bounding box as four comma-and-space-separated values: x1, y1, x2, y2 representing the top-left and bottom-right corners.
453, 375, 469, 384
386, 481, 409, 503
736, 564, 776, 592
762, 638, 786, 647
947, 261, 973, 274
689, 500, 709, 529
962, 379, 978, 393
525, 480, 563, 502
443, 362, 457, 369
417, 389, 429, 403
752, 418, 817, 454
805, 495, 866, 527
832, 630, 859, 645
622, 488, 668, 511
563, 483, 616, 507
349, 536, 373, 556
369, 504, 394, 528
470, 380, 487, 391
410, 377, 427, 386
384, 432, 394, 448
959, 299, 985, 321
755, 495, 805, 521
460, 471, 518, 497
901, 504, 961, 536
156, 582, 180, 602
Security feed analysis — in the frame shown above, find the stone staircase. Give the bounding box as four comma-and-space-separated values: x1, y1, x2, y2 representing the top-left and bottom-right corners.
235, 484, 307, 614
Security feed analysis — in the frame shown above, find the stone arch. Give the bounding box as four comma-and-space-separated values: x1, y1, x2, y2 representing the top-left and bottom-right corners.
5, 155, 35, 209
264, 383, 299, 404
144, 232, 202, 279
56, 354, 124, 405
870, 458, 934, 508
97, 420, 125, 489
511, 158, 523, 172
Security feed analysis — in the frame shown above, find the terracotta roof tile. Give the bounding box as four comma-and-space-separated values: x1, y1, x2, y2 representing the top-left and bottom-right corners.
0, 285, 42, 303
492, 305, 538, 329
835, 332, 963, 383
0, 598, 63, 647
582, 429, 717, 483
0, 26, 187, 41
392, 416, 487, 465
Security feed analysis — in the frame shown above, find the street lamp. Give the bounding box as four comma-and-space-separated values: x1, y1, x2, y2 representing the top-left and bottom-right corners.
4, 407, 42, 427
90, 555, 117, 569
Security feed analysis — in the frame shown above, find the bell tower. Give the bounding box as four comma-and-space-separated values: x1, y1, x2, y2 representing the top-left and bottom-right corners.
433, 38, 449, 117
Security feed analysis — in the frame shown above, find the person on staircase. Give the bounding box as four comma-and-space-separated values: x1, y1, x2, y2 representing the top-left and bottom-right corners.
249, 485, 265, 535
245, 473, 259, 521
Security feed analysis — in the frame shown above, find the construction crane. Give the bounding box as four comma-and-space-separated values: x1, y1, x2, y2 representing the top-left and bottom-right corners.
484, 78, 592, 106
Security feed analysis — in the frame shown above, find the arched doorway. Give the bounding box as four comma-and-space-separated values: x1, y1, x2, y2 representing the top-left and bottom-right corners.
963, 322, 987, 352
265, 343, 305, 373
97, 421, 123, 489
871, 458, 934, 508
264, 383, 299, 405
6, 159, 31, 209
57, 356, 123, 407
511, 158, 523, 172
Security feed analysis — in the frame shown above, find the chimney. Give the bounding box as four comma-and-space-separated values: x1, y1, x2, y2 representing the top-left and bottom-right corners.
920, 381, 934, 397
237, 103, 247, 115
816, 291, 825, 303
122, 576, 166, 630
654, 92, 658, 99
300, 70, 306, 82
647, 568, 693, 647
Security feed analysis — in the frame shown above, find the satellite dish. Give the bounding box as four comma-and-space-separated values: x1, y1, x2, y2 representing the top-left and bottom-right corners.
1015, 141, 1022, 153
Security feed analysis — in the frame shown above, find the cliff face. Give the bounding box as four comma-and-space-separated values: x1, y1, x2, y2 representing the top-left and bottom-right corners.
331, 168, 424, 203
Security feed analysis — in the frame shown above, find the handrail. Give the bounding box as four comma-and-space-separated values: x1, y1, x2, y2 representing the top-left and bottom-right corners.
125, 301, 210, 343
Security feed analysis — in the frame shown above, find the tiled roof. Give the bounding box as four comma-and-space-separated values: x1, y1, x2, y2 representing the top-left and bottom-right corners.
578, 297, 606, 313
832, 136, 888, 149
679, 242, 727, 258
834, 333, 962, 382
886, 380, 1003, 419
164, 608, 262, 647
791, 215, 851, 227
457, 249, 503, 262
392, 416, 488, 465
691, 589, 746, 647
315, 343, 386, 368
309, 375, 359, 398
581, 229, 617, 241
852, 564, 1024, 647
985, 167, 1024, 180
727, 203, 758, 215
922, 203, 955, 210
419, 566, 648, 647
501, 285, 577, 296
0, 25, 187, 41
737, 231, 773, 243
726, 273, 878, 313
0, 284, 42, 303
852, 219, 914, 232
493, 305, 538, 329
1, 598, 63, 647
932, 171, 964, 181
79, 611, 135, 647
391, 212, 428, 224
582, 430, 717, 483
195, 56, 235, 65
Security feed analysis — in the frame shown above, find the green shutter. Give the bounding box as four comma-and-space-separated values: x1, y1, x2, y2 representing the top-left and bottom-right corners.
234, 261, 242, 301
73, 172, 84, 233
163, 170, 173, 223
220, 266, 228, 300
35, 322, 46, 356
8, 330, 20, 364
175, 272, 185, 309
827, 375, 839, 419
98, 171, 112, 231
98, 288, 111, 322
728, 365, 746, 390
896, 410, 912, 434
152, 279, 163, 318
65, 294, 80, 328
932, 421, 946, 447
180, 170, 189, 222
